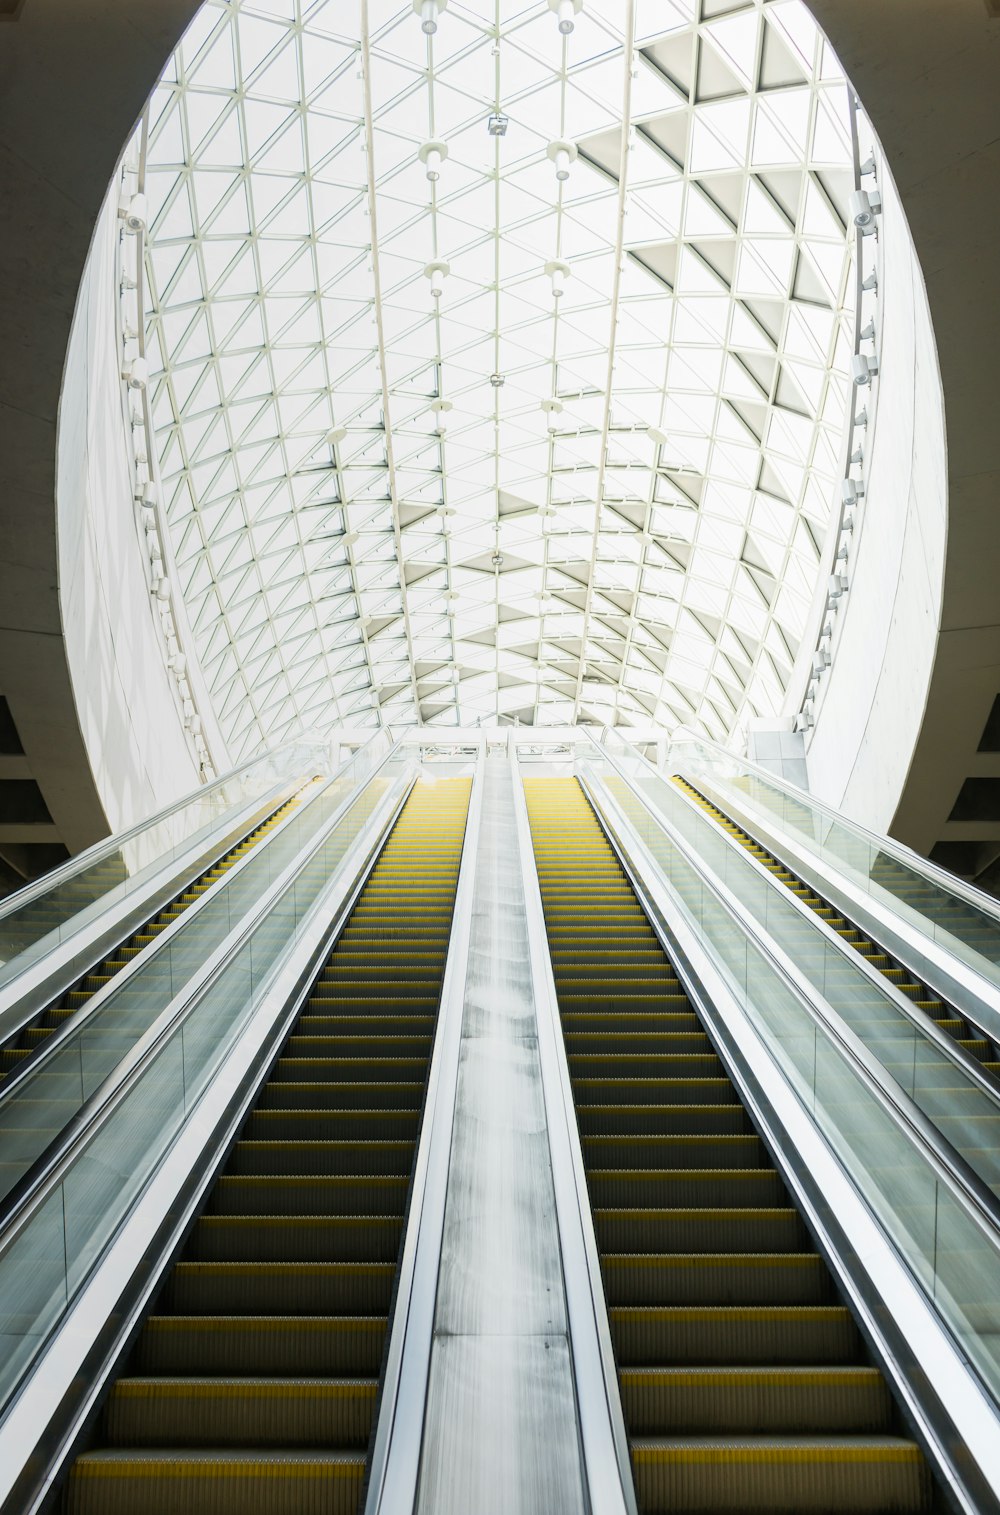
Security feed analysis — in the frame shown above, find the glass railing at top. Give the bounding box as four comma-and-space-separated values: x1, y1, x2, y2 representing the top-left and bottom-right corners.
0, 730, 395, 1206
0, 739, 336, 982
655, 731, 1000, 984
578, 751, 1000, 1416
582, 734, 1000, 1201
0, 739, 416, 1416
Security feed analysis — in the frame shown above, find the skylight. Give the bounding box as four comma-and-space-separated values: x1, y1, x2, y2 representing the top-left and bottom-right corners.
143, 0, 856, 757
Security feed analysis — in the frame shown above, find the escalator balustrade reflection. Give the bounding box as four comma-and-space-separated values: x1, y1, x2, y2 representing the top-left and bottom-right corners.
0, 789, 311, 1083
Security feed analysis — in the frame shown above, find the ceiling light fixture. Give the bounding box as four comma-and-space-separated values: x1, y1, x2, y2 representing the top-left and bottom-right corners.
424, 260, 450, 299
487, 112, 509, 137
431, 398, 453, 432
544, 259, 570, 299
849, 188, 881, 234
418, 139, 448, 182
122, 193, 148, 233
413, 0, 447, 34
541, 397, 564, 432
548, 0, 582, 34
546, 138, 578, 182
124, 356, 148, 391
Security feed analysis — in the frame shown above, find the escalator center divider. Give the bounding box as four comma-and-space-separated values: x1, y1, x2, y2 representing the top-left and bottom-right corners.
673, 776, 1000, 1077
0, 785, 315, 1082
521, 774, 932, 1515
61, 775, 472, 1515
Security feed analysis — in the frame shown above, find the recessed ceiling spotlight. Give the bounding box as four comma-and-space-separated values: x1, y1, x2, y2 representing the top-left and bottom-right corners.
413, 0, 447, 34
328, 426, 347, 446
548, 0, 582, 34
647, 425, 668, 447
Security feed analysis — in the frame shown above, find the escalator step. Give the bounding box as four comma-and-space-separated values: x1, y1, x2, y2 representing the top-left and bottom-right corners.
609, 1305, 861, 1365
256, 1081, 425, 1111
228, 1141, 414, 1177
209, 1175, 409, 1216
65, 1450, 366, 1515
593, 1207, 806, 1254
575, 1103, 750, 1137
167, 1261, 395, 1315
630, 1435, 930, 1513
586, 1169, 785, 1207
582, 1134, 766, 1169
104, 1377, 377, 1448
135, 1316, 387, 1375
246, 1109, 421, 1141
618, 1365, 891, 1433
601, 1252, 827, 1306
190, 1214, 404, 1262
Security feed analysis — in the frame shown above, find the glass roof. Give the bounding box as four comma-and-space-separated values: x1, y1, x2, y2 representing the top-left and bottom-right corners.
143, 0, 856, 757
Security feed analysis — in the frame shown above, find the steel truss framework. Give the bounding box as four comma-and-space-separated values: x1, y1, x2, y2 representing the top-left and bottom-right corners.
143, 0, 856, 758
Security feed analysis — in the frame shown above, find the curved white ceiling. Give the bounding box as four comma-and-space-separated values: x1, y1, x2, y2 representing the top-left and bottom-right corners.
143, 0, 856, 757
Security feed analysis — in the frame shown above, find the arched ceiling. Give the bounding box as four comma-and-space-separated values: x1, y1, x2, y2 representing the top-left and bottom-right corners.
144, 0, 856, 757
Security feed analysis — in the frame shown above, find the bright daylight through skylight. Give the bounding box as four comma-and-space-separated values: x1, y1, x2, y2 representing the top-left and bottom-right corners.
142, 0, 856, 758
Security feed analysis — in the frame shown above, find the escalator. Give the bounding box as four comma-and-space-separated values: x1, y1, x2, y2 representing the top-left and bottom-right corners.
0, 787, 310, 1083
60, 774, 471, 1515
673, 776, 1000, 1077
523, 775, 932, 1514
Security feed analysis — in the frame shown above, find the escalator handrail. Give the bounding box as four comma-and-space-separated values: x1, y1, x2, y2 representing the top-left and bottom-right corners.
0, 769, 341, 1101
509, 744, 638, 1515
580, 741, 1000, 1245
655, 755, 1000, 1106
654, 726, 1000, 929
0, 737, 407, 1255
0, 737, 334, 924
363, 739, 485, 1515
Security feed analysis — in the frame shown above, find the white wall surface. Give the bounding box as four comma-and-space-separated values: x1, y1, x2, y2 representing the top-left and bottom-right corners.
57, 185, 201, 834
747, 720, 808, 792
805, 153, 947, 832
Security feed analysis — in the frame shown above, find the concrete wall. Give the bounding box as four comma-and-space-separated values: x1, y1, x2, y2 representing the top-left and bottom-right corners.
806, 0, 1000, 877
0, 0, 202, 878
57, 185, 200, 835
805, 154, 947, 832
